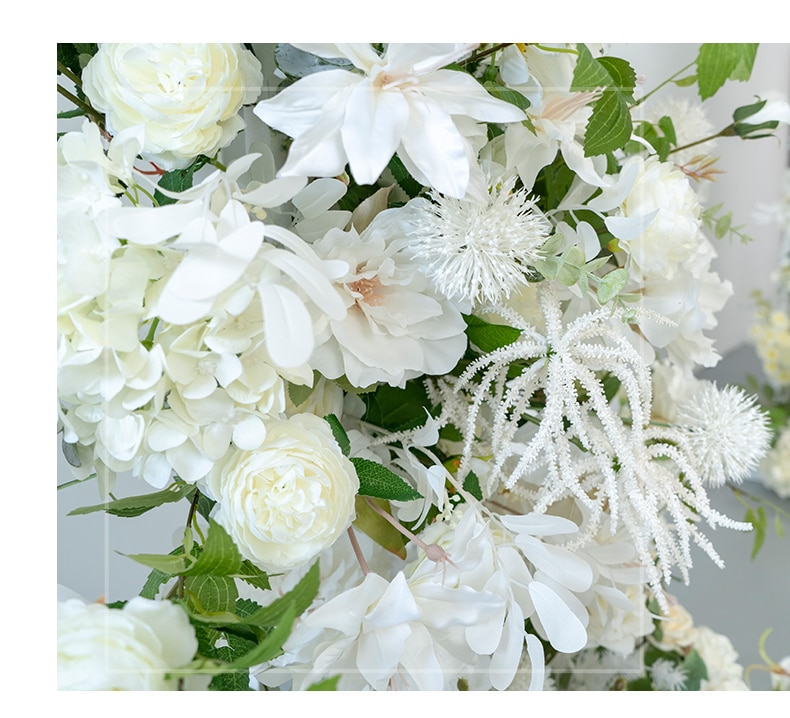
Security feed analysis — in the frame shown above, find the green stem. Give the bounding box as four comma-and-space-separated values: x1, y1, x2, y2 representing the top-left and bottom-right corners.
57, 61, 82, 88
141, 318, 160, 350
632, 60, 696, 107
57, 83, 103, 125
467, 43, 513, 64
531, 44, 578, 56
731, 484, 790, 521
668, 125, 735, 156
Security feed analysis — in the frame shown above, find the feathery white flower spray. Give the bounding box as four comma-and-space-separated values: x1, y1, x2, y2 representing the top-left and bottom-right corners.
674, 382, 771, 487
408, 176, 552, 306
439, 283, 751, 608
649, 658, 688, 691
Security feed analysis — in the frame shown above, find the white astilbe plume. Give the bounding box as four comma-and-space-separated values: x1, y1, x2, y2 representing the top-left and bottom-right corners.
432, 283, 750, 608
408, 177, 552, 306
674, 382, 771, 487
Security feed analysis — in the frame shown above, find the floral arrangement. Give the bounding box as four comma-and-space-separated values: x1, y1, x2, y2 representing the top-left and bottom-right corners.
57, 42, 790, 691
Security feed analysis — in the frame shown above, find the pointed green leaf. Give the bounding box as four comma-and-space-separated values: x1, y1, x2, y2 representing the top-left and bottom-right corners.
463, 314, 521, 353
125, 552, 188, 574
352, 457, 423, 501
185, 574, 239, 615
139, 547, 185, 598
227, 604, 296, 669
324, 414, 351, 456
68, 483, 195, 518
182, 520, 243, 577
244, 560, 320, 628
681, 648, 708, 691
697, 44, 759, 100
287, 381, 314, 407
483, 81, 530, 111
774, 513, 785, 538
235, 560, 271, 592
584, 90, 632, 157
307, 676, 341, 690
462, 471, 483, 502
597, 56, 636, 100
352, 496, 408, 559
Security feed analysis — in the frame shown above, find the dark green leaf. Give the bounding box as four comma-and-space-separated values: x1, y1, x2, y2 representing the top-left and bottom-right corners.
235, 598, 264, 619
602, 374, 622, 403
154, 157, 209, 205
361, 380, 434, 432
483, 81, 530, 111
226, 604, 296, 669
324, 414, 351, 456
584, 90, 632, 157
462, 471, 483, 501
196, 493, 217, 523
733, 98, 768, 123
464, 314, 521, 353
352, 457, 423, 501
387, 155, 424, 198
657, 115, 677, 146
597, 56, 636, 100
352, 496, 408, 559
287, 381, 314, 407
68, 483, 195, 518
625, 677, 653, 690
139, 547, 184, 598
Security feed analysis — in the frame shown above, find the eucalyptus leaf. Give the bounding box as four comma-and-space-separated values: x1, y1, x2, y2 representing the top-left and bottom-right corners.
681, 648, 708, 691
274, 44, 354, 79
597, 268, 628, 305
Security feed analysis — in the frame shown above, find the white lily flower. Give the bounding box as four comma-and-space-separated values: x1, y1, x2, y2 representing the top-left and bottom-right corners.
254, 43, 526, 198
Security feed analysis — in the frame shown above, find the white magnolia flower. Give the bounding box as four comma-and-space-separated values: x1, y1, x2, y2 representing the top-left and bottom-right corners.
83, 43, 263, 169
310, 207, 467, 388
205, 413, 359, 573
58, 597, 198, 691
254, 43, 525, 198
675, 382, 771, 487
407, 176, 552, 306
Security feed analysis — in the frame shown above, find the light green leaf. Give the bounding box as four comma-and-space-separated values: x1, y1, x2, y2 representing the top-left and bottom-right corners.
352, 457, 423, 501
483, 81, 530, 111
324, 414, 351, 456
775, 513, 785, 538
307, 676, 340, 690
68, 483, 195, 518
287, 381, 314, 407
697, 44, 759, 100
244, 561, 320, 627
185, 574, 239, 615
235, 560, 271, 592
597, 268, 628, 305
352, 496, 407, 559
681, 648, 708, 691
182, 520, 243, 577
126, 552, 188, 574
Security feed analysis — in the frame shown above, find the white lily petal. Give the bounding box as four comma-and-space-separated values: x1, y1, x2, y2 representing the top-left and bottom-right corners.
385, 44, 478, 77
605, 210, 659, 242
524, 632, 545, 691
489, 604, 525, 691
258, 283, 314, 368
499, 513, 579, 536
292, 178, 348, 217
418, 70, 526, 123
236, 175, 308, 207
101, 202, 205, 245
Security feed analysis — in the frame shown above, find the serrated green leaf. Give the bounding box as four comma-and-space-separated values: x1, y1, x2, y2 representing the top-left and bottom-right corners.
697, 44, 759, 100
388, 155, 423, 198
185, 574, 239, 615
243, 561, 320, 627
182, 520, 243, 577
361, 380, 434, 432
154, 157, 209, 205
596, 56, 636, 100
125, 552, 188, 574
323, 414, 350, 456
235, 560, 271, 592
597, 268, 628, 305
139, 547, 185, 598
681, 648, 708, 691
571, 44, 613, 91
68, 483, 195, 518
307, 676, 341, 690
584, 90, 632, 157
352, 457, 423, 501
227, 604, 296, 669
196, 493, 217, 522
463, 314, 521, 353
352, 496, 408, 559
658, 115, 677, 146
235, 598, 263, 619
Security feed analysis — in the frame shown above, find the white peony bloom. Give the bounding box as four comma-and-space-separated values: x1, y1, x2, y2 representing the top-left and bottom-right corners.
254, 43, 525, 198
205, 413, 359, 573
691, 625, 749, 691
83, 44, 263, 169
58, 597, 198, 690
310, 207, 467, 389
604, 156, 702, 283
653, 600, 696, 650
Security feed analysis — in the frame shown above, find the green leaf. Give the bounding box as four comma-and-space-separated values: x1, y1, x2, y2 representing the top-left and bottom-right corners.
154, 157, 209, 205
307, 676, 340, 691
323, 414, 350, 456
227, 604, 296, 669
751, 506, 767, 560
774, 513, 785, 538
287, 381, 314, 407
597, 268, 628, 305
681, 648, 708, 691
602, 374, 622, 403
361, 380, 434, 432
696, 44, 759, 100
464, 314, 521, 353
483, 81, 530, 111
674, 74, 697, 87
182, 520, 243, 577
235, 560, 271, 592
196, 493, 217, 523
387, 154, 423, 198
462, 471, 483, 501
68, 483, 195, 518
657, 115, 677, 146
244, 561, 320, 627
352, 457, 423, 501
352, 496, 407, 559
733, 98, 768, 123
596, 56, 637, 101
125, 552, 189, 574
185, 574, 239, 615
139, 547, 185, 599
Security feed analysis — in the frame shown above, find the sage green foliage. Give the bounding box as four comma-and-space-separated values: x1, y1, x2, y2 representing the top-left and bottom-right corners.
352, 457, 423, 501
696, 43, 758, 100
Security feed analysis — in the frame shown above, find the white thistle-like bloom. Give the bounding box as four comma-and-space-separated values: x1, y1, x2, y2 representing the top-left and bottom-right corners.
432, 283, 751, 606
407, 178, 552, 306
641, 96, 717, 168
649, 658, 687, 691
675, 382, 771, 487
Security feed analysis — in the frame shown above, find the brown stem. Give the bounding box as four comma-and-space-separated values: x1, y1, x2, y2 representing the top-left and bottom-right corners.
347, 526, 369, 575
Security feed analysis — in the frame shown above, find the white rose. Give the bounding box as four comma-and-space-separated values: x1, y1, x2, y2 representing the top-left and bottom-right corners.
57, 597, 198, 690
654, 601, 696, 650
83, 44, 263, 169
691, 625, 748, 691
206, 413, 359, 573
614, 156, 702, 282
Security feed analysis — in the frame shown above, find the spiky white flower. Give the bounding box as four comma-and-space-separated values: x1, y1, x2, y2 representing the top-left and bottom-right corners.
675, 382, 771, 487
650, 658, 687, 691
407, 178, 552, 306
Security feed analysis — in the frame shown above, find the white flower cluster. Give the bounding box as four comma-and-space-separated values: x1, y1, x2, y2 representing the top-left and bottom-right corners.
57, 43, 783, 691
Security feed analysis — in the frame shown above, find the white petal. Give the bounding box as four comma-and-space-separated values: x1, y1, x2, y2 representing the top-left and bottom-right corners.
489, 604, 525, 691
528, 581, 587, 653
516, 535, 593, 592
258, 283, 314, 368
499, 513, 579, 536
524, 632, 545, 691
291, 43, 380, 73
292, 178, 348, 217
385, 44, 477, 77
101, 202, 205, 245
418, 70, 526, 123
232, 415, 266, 450
236, 175, 308, 208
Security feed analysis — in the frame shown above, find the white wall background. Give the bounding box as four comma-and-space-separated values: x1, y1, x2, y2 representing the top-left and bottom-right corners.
57, 44, 790, 690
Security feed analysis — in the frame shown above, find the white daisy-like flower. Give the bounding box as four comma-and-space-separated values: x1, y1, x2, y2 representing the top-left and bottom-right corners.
649, 658, 687, 691
407, 177, 552, 306
675, 382, 772, 487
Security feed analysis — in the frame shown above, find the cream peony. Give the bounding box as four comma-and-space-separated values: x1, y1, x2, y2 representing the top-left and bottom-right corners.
83, 44, 263, 169
205, 413, 358, 573
58, 597, 198, 690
